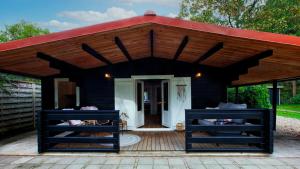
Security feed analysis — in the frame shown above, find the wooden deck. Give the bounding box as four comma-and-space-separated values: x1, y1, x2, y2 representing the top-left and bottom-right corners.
121, 131, 185, 151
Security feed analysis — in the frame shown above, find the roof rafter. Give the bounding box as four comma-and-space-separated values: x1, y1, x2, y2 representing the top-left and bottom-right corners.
82, 43, 112, 65
227, 50, 273, 81
37, 52, 82, 73
115, 36, 132, 62
173, 36, 189, 61
194, 42, 223, 64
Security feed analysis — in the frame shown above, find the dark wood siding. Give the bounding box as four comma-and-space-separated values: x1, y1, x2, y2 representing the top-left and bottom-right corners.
41, 58, 229, 110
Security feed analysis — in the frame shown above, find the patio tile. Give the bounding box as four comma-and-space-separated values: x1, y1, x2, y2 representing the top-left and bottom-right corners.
56, 157, 77, 165
138, 158, 154, 165
232, 158, 253, 165
215, 158, 235, 165
15, 163, 41, 169
28, 157, 48, 164
72, 157, 91, 165
104, 157, 121, 165
168, 158, 185, 165
1, 164, 18, 169
262, 158, 286, 166
240, 165, 260, 169
136, 164, 153, 169
204, 164, 223, 169
184, 164, 204, 169
199, 158, 218, 165
154, 158, 168, 165
100, 164, 119, 169
49, 164, 68, 169
274, 165, 294, 169
84, 164, 102, 169
222, 164, 240, 169
153, 164, 169, 169
43, 157, 61, 164
0, 156, 22, 164
11, 156, 34, 164
170, 165, 188, 169
118, 165, 135, 169
184, 157, 202, 165
65, 164, 85, 169
89, 157, 107, 165
120, 158, 136, 165
34, 164, 53, 169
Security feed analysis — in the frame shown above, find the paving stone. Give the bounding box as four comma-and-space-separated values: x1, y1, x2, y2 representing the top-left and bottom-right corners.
168, 158, 185, 165
138, 158, 154, 165
49, 164, 68, 169
240, 165, 260, 169
11, 156, 34, 164
215, 158, 235, 165
199, 158, 218, 165
34, 164, 53, 169
186, 163, 205, 169
88, 157, 107, 165
274, 165, 294, 169
170, 164, 189, 169
154, 158, 168, 165
56, 157, 76, 165
65, 164, 85, 169
14, 163, 41, 169
100, 164, 118, 169
153, 164, 169, 169
0, 156, 21, 164
136, 164, 153, 169
222, 164, 240, 169
84, 164, 102, 169
204, 164, 223, 169
184, 157, 202, 165
233, 158, 253, 165
120, 158, 136, 165
28, 157, 48, 164
118, 165, 135, 169
1, 164, 19, 169
104, 157, 121, 165
43, 157, 61, 164
72, 157, 91, 165
262, 158, 286, 166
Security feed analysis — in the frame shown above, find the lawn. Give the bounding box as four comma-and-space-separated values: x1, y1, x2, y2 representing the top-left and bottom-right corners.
277, 104, 300, 120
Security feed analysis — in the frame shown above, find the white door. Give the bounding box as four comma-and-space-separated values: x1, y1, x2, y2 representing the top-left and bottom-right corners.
136, 80, 144, 127
161, 80, 171, 127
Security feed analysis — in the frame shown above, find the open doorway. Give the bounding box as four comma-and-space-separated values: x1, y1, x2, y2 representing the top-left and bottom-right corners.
136, 79, 170, 128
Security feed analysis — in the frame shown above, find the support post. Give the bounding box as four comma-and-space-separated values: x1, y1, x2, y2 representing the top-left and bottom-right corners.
235, 87, 239, 103
272, 81, 278, 130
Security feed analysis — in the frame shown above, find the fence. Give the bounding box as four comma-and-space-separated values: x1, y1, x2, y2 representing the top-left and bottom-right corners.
0, 81, 41, 137
185, 109, 273, 153
38, 110, 120, 153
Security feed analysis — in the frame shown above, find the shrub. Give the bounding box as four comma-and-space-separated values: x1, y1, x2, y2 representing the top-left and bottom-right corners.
228, 85, 271, 108
288, 94, 300, 104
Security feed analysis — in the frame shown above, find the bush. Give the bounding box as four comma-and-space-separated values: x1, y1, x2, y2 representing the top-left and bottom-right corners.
228, 85, 271, 108
288, 94, 300, 104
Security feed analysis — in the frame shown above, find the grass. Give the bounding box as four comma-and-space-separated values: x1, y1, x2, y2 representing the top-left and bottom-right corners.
277, 104, 300, 120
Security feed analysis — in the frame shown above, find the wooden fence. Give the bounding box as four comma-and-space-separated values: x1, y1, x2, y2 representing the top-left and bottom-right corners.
38, 110, 120, 153
185, 109, 273, 153
0, 81, 41, 137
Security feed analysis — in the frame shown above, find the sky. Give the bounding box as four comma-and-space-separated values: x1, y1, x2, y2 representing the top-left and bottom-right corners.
0, 0, 181, 32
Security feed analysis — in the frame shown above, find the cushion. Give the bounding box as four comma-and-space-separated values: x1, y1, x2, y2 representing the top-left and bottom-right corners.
218, 102, 247, 124
68, 120, 82, 126
198, 119, 214, 125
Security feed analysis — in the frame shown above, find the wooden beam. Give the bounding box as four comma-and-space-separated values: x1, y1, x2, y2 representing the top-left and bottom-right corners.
150, 30, 154, 57
114, 37, 132, 61
227, 50, 273, 81
37, 52, 82, 73
272, 80, 277, 131
82, 43, 112, 65
173, 36, 189, 61
194, 42, 223, 64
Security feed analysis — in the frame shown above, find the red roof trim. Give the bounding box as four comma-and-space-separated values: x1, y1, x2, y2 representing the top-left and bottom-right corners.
1, 15, 300, 52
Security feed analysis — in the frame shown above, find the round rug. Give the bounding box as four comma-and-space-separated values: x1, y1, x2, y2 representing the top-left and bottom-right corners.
101, 134, 141, 147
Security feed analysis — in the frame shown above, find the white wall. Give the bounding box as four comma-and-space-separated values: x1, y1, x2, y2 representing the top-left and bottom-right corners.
170, 77, 191, 129
114, 78, 136, 130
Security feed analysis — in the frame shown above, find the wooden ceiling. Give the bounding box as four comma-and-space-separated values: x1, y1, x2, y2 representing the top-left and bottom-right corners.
0, 14, 300, 86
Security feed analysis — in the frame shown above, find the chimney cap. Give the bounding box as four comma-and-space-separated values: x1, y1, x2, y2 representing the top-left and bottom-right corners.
144, 10, 156, 16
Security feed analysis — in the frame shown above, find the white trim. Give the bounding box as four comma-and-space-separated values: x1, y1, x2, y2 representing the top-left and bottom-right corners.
131, 75, 174, 80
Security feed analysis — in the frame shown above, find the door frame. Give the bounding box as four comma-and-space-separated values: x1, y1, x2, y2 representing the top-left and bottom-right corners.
132, 75, 174, 129
161, 80, 171, 127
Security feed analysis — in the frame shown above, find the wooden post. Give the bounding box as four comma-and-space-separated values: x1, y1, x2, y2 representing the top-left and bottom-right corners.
235, 87, 239, 103
272, 81, 278, 130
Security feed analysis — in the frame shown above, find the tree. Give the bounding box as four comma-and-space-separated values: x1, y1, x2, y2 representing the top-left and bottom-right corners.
179, 0, 300, 36
0, 21, 48, 92
0, 20, 49, 42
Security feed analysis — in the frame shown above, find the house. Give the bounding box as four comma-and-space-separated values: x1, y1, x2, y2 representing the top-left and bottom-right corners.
0, 11, 299, 153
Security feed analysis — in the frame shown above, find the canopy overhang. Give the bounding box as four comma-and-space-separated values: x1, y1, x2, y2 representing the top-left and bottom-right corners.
0, 12, 300, 86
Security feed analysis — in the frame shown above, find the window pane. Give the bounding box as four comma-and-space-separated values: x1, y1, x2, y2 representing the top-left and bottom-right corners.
137, 83, 142, 111
164, 82, 168, 111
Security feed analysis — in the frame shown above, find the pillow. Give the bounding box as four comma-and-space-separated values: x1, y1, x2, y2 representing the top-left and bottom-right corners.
68, 120, 82, 126
198, 119, 214, 125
